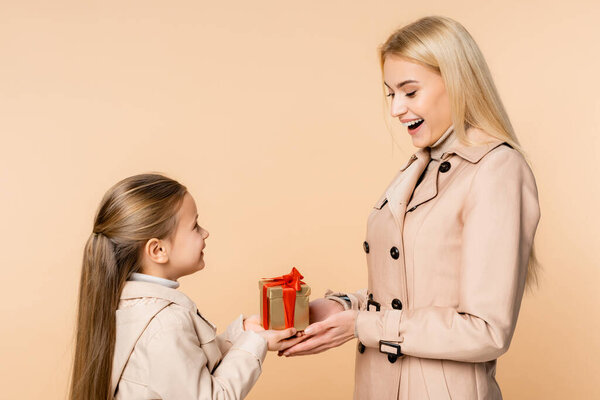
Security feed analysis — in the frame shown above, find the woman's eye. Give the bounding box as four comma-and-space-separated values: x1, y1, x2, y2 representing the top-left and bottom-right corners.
406, 91, 417, 97
386, 92, 395, 98
194, 223, 200, 231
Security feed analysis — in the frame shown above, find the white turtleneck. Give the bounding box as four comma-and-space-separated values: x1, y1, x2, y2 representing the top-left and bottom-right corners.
129, 272, 180, 289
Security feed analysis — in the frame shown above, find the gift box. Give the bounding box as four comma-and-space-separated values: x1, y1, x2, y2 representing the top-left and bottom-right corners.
259, 267, 311, 331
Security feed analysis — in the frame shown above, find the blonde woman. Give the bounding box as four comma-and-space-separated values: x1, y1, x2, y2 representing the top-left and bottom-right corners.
283, 16, 541, 400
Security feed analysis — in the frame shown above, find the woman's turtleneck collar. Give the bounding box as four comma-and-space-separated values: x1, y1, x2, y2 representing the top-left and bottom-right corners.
129, 272, 180, 289
429, 124, 456, 161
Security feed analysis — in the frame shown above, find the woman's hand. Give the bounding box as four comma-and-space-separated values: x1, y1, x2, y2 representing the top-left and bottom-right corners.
308, 298, 345, 323
279, 309, 357, 357
243, 314, 306, 351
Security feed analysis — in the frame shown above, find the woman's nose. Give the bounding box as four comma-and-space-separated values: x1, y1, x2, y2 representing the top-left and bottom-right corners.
390, 97, 408, 118
202, 229, 210, 239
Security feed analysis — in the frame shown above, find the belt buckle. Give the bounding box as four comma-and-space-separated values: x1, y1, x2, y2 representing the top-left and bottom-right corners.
379, 340, 403, 356
367, 298, 380, 312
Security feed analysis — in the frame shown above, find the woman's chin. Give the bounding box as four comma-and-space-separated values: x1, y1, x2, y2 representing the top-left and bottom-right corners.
410, 136, 428, 149
409, 130, 435, 148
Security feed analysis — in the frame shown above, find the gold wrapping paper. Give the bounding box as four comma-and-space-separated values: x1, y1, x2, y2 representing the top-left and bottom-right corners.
259, 280, 311, 331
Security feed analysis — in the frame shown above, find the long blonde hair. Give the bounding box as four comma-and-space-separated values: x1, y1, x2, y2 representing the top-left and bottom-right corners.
379, 16, 540, 290
69, 174, 187, 400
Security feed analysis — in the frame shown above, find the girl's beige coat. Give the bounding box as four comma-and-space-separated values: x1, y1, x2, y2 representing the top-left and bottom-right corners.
111, 281, 267, 399
329, 126, 540, 399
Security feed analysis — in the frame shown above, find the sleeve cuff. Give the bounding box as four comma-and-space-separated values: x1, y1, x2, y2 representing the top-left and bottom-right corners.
355, 309, 403, 348
223, 314, 245, 344
324, 289, 365, 311
230, 330, 268, 366
324, 290, 351, 310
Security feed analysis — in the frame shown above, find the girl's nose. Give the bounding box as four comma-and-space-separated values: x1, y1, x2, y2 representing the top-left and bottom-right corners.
202, 228, 210, 239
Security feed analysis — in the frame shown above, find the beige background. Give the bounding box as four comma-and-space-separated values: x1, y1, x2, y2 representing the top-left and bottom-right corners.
1, 1, 598, 399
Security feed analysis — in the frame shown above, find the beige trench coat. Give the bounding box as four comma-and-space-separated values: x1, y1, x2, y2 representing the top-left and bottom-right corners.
328, 126, 540, 399
111, 281, 267, 399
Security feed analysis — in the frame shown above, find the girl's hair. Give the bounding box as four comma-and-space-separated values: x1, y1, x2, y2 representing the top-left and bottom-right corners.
69, 173, 187, 400
379, 16, 540, 290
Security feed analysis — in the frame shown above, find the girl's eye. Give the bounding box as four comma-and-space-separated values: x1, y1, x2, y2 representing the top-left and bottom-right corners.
406, 91, 417, 97
386, 92, 395, 98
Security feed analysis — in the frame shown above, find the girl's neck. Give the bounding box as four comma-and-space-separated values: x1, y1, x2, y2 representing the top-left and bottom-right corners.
129, 272, 180, 289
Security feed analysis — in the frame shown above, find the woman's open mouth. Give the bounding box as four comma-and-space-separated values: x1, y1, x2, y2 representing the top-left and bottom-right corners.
402, 118, 424, 135
406, 119, 424, 130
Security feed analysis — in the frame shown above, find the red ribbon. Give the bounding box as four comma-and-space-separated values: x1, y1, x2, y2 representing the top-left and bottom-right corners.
261, 267, 305, 329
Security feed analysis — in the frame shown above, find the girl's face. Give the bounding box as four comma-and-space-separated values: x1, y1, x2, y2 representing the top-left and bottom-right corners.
163, 192, 209, 280
383, 55, 453, 148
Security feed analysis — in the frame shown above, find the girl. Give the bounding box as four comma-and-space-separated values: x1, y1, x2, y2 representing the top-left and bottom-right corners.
283, 15, 541, 400
70, 173, 300, 400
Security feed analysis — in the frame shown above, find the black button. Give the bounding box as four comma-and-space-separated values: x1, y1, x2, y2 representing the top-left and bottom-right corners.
439, 161, 451, 173
388, 354, 398, 363
363, 241, 369, 254
390, 247, 400, 260
391, 298, 403, 310
358, 342, 366, 353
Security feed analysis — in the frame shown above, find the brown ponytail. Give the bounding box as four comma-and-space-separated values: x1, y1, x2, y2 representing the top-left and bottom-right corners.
69, 174, 187, 400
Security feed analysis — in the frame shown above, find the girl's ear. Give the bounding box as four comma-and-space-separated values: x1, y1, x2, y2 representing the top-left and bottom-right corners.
144, 238, 169, 264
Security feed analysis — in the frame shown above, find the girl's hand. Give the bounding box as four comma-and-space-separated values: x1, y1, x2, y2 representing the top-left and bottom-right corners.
258, 327, 306, 352
243, 314, 307, 351
279, 310, 357, 357
243, 314, 265, 332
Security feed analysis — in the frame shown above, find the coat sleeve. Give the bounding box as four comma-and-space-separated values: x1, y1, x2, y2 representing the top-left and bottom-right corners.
355, 147, 541, 362
324, 288, 368, 311
214, 314, 246, 355
145, 312, 267, 400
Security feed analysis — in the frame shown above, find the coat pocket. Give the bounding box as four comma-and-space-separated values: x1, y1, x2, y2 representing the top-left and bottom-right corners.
420, 358, 452, 400
440, 359, 479, 399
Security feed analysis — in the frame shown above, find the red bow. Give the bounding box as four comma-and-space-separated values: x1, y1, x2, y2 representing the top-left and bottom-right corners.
262, 267, 305, 329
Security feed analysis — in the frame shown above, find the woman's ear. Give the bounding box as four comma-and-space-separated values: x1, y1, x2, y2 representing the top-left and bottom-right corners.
144, 238, 169, 264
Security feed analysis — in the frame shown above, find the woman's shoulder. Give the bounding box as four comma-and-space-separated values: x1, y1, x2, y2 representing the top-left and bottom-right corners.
467, 140, 539, 205
462, 127, 534, 177
477, 141, 535, 179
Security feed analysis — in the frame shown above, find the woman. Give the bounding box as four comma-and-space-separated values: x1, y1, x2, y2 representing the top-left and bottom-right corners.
282, 16, 541, 400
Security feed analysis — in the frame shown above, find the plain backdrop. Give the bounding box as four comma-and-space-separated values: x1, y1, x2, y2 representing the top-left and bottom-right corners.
1, 1, 598, 399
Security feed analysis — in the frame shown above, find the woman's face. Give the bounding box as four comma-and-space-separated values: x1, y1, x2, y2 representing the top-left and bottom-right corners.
383, 55, 453, 148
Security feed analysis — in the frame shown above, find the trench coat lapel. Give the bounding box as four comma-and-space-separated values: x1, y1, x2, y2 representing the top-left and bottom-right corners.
112, 281, 220, 394
405, 157, 438, 212
385, 148, 430, 229
384, 126, 507, 229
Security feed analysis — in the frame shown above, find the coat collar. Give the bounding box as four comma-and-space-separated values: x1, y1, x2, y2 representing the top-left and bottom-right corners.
120, 280, 197, 313
385, 127, 506, 227
429, 124, 456, 160
111, 281, 214, 396
400, 126, 505, 171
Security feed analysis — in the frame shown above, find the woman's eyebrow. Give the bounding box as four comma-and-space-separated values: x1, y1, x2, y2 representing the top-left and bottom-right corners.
384, 80, 419, 89
397, 79, 418, 88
